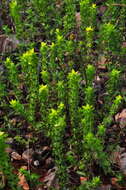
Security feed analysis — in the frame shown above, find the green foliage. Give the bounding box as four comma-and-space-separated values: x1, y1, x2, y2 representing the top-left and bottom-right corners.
19, 168, 40, 189
79, 176, 101, 190
48, 103, 68, 187
10, 0, 22, 37
10, 99, 25, 116
99, 23, 121, 54
1, 0, 126, 189
0, 132, 20, 190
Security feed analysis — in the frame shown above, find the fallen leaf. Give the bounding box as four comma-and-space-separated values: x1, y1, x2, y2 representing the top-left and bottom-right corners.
22, 148, 34, 162
0, 171, 6, 189
39, 167, 57, 187
99, 6, 107, 14
115, 109, 126, 128
111, 177, 123, 189
97, 55, 107, 70
0, 34, 19, 53
18, 174, 29, 190
122, 42, 126, 48
80, 177, 88, 185
75, 12, 81, 28
97, 184, 111, 190
5, 147, 13, 154
11, 152, 22, 160
119, 153, 126, 175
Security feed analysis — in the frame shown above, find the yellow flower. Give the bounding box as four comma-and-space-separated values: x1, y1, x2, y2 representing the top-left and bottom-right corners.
92, 4, 96, 8
41, 42, 47, 47
86, 27, 93, 32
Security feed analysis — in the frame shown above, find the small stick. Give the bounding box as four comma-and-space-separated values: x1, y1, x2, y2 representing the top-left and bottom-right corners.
112, 3, 126, 7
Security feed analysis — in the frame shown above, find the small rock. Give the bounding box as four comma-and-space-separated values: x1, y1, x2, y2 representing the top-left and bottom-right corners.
11, 152, 22, 160
34, 160, 39, 166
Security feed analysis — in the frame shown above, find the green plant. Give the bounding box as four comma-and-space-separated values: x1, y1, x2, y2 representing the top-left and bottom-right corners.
20, 48, 38, 123
5, 57, 21, 99
10, 99, 25, 117
48, 103, 68, 188
104, 69, 121, 112
63, 0, 76, 34
68, 69, 81, 151
99, 22, 121, 56
79, 176, 101, 190
10, 0, 22, 37
39, 84, 49, 131
19, 167, 40, 189
80, 1, 96, 30
0, 132, 20, 190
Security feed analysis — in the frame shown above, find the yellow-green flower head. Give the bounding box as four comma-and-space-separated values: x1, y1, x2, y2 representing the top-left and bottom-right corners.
11, 0, 17, 9
0, 131, 4, 136
115, 95, 122, 103
10, 99, 17, 106
41, 42, 47, 47
92, 4, 96, 8
6, 58, 14, 67
39, 84, 48, 94
50, 42, 55, 49
22, 48, 34, 59
57, 34, 63, 42
86, 27, 93, 32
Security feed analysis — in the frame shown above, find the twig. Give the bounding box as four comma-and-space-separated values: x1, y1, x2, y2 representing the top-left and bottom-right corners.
112, 3, 126, 7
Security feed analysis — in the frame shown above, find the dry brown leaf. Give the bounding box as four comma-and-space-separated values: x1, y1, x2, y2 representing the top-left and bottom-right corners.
39, 167, 57, 187
18, 174, 29, 190
115, 109, 126, 128
80, 177, 88, 185
122, 42, 126, 48
0, 34, 19, 53
75, 12, 81, 28
111, 177, 123, 189
97, 55, 107, 70
99, 6, 107, 14
22, 148, 34, 162
11, 152, 22, 160
97, 184, 111, 190
0, 171, 6, 188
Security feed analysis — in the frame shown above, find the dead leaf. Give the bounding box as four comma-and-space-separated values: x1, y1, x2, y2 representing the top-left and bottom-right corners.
18, 166, 29, 190
111, 177, 122, 189
97, 184, 111, 190
119, 153, 126, 175
80, 177, 88, 184
99, 6, 107, 14
0, 171, 6, 189
0, 34, 19, 53
5, 147, 13, 154
11, 152, 22, 160
56, 0, 63, 8
75, 12, 81, 28
122, 42, 126, 48
39, 167, 57, 187
18, 174, 29, 190
97, 55, 107, 70
22, 148, 34, 162
115, 109, 126, 128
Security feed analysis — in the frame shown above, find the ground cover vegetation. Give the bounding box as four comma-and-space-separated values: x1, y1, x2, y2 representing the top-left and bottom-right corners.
1, 0, 126, 189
